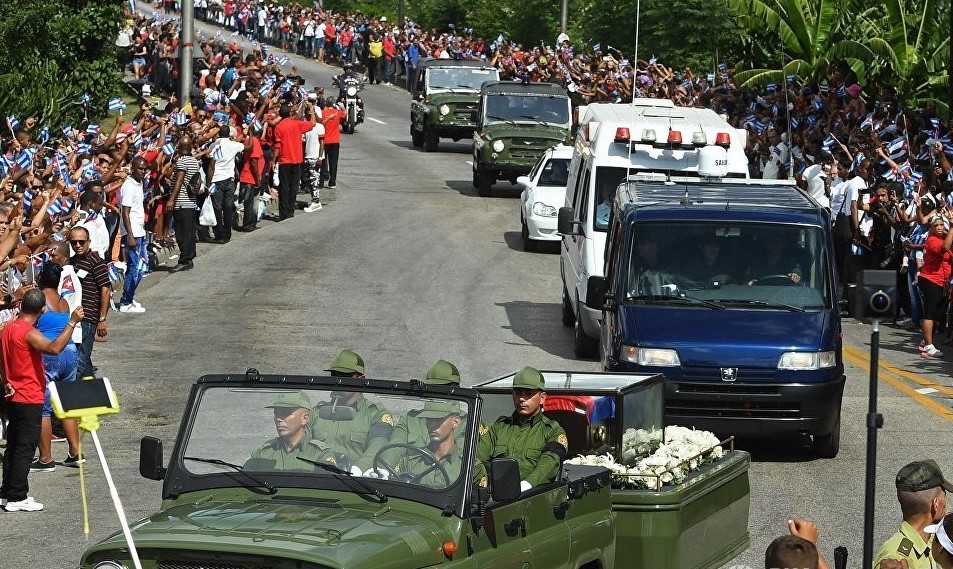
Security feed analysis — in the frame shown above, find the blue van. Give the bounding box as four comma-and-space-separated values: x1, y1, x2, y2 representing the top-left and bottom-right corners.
571, 176, 844, 457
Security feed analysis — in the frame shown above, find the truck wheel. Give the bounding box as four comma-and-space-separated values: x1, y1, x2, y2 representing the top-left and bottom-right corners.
477, 170, 493, 197
411, 126, 424, 147
561, 287, 574, 327
573, 303, 598, 358
521, 220, 537, 252
424, 130, 439, 152
813, 413, 840, 458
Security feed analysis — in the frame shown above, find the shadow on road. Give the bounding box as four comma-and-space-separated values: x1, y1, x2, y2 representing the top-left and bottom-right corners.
502, 230, 559, 254
386, 139, 473, 154
731, 435, 820, 463
496, 300, 575, 358
445, 179, 523, 199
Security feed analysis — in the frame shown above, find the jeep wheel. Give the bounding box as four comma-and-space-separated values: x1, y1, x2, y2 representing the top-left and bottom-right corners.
521, 219, 537, 252
411, 126, 424, 147
813, 412, 841, 458
424, 130, 439, 152
561, 287, 574, 327
573, 302, 598, 358
477, 169, 493, 197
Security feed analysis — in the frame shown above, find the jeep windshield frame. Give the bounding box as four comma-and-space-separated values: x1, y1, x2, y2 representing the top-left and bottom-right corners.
482, 93, 571, 126
427, 66, 499, 92
160, 374, 482, 517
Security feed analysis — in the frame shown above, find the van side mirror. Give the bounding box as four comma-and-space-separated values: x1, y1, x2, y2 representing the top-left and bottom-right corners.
140, 436, 166, 480
585, 276, 607, 309
489, 457, 522, 502
516, 176, 531, 188
558, 207, 580, 235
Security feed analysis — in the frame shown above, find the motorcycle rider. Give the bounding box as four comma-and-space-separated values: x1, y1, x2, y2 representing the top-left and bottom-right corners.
334, 63, 365, 124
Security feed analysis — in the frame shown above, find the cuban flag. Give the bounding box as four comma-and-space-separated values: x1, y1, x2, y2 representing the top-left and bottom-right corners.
244, 112, 256, 125
765, 83, 777, 93
161, 142, 175, 156
259, 84, 271, 97
886, 137, 907, 159
173, 112, 189, 126
6, 115, 19, 133
108, 98, 127, 112
15, 148, 35, 170
39, 127, 50, 145
84, 208, 99, 222
859, 114, 874, 130
649, 55, 657, 65
251, 117, 263, 132
60, 271, 77, 300
278, 55, 290, 66
592, 43, 601, 52
107, 262, 122, 284
132, 132, 143, 147
717, 62, 727, 73
80, 94, 91, 106
212, 144, 224, 161
61, 125, 73, 139
220, 92, 230, 105
786, 74, 796, 83
47, 200, 64, 216
86, 123, 101, 137
31, 251, 50, 272
298, 86, 309, 99
76, 143, 92, 155
822, 134, 836, 149
54, 153, 70, 182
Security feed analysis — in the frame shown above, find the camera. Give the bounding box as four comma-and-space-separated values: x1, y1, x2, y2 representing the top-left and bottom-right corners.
851, 270, 897, 321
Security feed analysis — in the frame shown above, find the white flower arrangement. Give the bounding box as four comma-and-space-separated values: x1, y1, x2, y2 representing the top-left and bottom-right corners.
565, 425, 725, 490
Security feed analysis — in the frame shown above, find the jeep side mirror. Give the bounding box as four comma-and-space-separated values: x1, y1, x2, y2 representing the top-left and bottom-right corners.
585, 276, 607, 309
557, 207, 580, 235
140, 436, 166, 480
489, 457, 521, 502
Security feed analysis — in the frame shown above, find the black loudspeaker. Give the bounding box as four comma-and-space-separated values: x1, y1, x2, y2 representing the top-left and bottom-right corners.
852, 270, 897, 321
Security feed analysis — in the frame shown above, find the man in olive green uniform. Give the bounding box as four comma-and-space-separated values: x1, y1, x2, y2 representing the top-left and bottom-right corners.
874, 459, 952, 569
311, 349, 395, 473
246, 392, 338, 471
478, 366, 568, 492
392, 400, 465, 488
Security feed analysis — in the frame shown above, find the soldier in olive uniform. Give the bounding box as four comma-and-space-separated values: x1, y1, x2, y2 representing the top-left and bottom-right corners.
246, 392, 338, 471
392, 400, 465, 488
874, 459, 952, 569
478, 366, 568, 492
311, 350, 395, 472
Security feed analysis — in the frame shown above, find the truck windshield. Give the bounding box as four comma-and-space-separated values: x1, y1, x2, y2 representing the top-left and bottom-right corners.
484, 94, 570, 125
624, 222, 833, 310
181, 386, 474, 493
428, 67, 499, 91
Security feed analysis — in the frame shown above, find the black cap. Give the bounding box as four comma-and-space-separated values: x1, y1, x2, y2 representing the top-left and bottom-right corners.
896, 460, 953, 492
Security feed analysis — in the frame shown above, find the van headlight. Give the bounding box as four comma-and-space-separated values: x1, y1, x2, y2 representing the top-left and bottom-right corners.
492, 139, 505, 152
439, 104, 450, 116
620, 346, 680, 367
532, 202, 557, 217
778, 351, 836, 370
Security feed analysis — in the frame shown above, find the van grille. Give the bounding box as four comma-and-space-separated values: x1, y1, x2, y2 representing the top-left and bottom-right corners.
668, 398, 801, 419
681, 365, 777, 382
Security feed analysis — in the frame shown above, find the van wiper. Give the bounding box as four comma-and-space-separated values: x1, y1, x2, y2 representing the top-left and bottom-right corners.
710, 299, 805, 312
298, 457, 388, 503
184, 456, 277, 494
625, 294, 724, 310
486, 114, 518, 126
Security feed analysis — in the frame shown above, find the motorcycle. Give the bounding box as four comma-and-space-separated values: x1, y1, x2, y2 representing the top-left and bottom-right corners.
334, 75, 365, 134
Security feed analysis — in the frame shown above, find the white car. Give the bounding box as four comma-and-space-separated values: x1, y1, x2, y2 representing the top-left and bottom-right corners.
518, 144, 573, 251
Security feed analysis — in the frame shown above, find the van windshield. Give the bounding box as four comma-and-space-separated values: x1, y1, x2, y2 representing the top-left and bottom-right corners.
624, 222, 833, 310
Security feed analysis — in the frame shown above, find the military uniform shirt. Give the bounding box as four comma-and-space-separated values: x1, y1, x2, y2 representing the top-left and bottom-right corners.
477, 411, 568, 487
246, 438, 336, 472
398, 445, 463, 488
311, 395, 395, 470
873, 520, 937, 569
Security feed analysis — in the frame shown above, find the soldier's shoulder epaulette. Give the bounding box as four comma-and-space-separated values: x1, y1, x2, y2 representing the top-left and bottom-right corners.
897, 537, 913, 556
307, 439, 331, 451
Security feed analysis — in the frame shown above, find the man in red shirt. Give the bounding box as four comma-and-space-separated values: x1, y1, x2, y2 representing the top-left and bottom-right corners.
0, 289, 83, 512
272, 102, 317, 220
321, 101, 346, 189
237, 123, 265, 231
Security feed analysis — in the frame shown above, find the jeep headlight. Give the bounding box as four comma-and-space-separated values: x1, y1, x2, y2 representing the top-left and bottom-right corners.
93, 562, 128, 569
492, 139, 505, 153
532, 202, 557, 217
620, 346, 680, 367
346, 86, 357, 97
439, 104, 450, 116
778, 351, 836, 370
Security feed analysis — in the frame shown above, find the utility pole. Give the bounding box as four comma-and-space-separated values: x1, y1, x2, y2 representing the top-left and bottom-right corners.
560, 0, 568, 32
179, 0, 195, 109
398, 0, 405, 27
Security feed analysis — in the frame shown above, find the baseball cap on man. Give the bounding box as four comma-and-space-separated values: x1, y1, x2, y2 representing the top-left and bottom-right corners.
266, 391, 311, 410
512, 366, 545, 391
326, 349, 365, 374
896, 459, 953, 492
416, 400, 461, 419
425, 360, 461, 386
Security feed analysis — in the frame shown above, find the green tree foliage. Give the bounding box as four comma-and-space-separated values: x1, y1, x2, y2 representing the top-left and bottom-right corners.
0, 0, 124, 127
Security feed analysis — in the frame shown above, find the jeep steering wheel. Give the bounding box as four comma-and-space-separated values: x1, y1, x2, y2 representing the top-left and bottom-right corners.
373, 443, 450, 486
750, 274, 798, 286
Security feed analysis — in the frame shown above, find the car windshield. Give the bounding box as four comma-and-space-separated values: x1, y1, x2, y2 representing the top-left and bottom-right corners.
181, 386, 474, 495
428, 67, 498, 91
624, 222, 833, 310
484, 94, 570, 124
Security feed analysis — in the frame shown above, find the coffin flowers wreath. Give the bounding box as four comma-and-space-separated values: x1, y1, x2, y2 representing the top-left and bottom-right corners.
565, 426, 727, 490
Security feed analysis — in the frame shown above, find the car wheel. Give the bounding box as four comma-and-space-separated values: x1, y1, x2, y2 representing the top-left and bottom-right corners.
573, 302, 598, 358
813, 412, 840, 458
561, 288, 575, 327
477, 169, 493, 197
411, 126, 424, 147
424, 130, 439, 152
521, 219, 537, 252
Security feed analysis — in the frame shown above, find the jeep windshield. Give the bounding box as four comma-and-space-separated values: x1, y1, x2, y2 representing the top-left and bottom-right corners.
624, 222, 834, 310
483, 94, 570, 125
175, 383, 476, 511
428, 67, 498, 91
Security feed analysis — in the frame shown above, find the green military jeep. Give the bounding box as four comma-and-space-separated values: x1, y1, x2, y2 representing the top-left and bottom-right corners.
472, 81, 572, 197
410, 59, 500, 152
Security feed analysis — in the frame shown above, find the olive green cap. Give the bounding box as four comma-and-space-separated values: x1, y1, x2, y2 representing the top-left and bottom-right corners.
425, 360, 461, 386
512, 366, 545, 390
896, 459, 953, 492
326, 349, 365, 374
417, 400, 461, 419
265, 391, 311, 410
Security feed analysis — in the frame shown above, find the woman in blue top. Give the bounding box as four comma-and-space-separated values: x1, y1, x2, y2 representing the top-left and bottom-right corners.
31, 262, 83, 473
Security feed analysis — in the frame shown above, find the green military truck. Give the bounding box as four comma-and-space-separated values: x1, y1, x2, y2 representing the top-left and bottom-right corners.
79, 370, 750, 569
410, 59, 500, 152
472, 81, 573, 197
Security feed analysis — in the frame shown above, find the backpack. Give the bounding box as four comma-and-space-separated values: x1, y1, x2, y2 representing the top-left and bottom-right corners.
188, 169, 206, 197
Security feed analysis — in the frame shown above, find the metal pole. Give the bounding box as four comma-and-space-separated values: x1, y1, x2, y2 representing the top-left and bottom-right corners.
91, 430, 144, 569
862, 319, 883, 569
179, 0, 195, 108
560, 0, 568, 33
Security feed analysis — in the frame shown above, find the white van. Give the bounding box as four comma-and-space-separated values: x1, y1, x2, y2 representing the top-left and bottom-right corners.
558, 100, 750, 357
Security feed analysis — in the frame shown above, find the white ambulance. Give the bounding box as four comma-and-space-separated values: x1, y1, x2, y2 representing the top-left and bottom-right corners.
559, 99, 750, 357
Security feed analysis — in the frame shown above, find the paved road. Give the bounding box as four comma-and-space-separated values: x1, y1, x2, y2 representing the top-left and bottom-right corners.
10, 19, 953, 569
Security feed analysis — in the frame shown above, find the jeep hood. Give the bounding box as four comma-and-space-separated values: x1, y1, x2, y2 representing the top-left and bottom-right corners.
480, 122, 570, 141
426, 91, 480, 105
84, 498, 450, 569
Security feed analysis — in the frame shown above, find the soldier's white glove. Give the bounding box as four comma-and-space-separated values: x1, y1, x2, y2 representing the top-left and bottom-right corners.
363, 467, 389, 480
349, 465, 363, 476
520, 480, 532, 492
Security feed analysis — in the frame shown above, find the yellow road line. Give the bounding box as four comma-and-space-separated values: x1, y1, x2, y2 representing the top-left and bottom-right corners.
843, 344, 953, 399
841, 347, 953, 422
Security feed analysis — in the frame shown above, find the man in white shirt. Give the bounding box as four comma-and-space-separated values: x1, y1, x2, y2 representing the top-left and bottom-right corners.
761, 129, 790, 180
257, 7, 268, 41
303, 107, 325, 213
118, 157, 148, 313
207, 125, 246, 243
76, 186, 110, 259
304, 18, 316, 58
